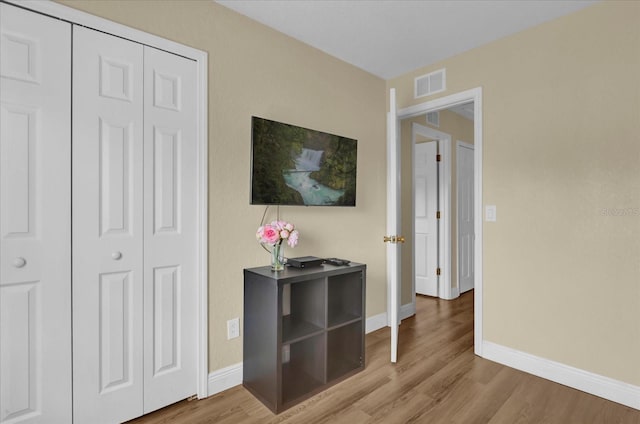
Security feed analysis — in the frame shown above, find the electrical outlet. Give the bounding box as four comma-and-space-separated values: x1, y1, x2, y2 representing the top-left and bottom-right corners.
227, 318, 240, 340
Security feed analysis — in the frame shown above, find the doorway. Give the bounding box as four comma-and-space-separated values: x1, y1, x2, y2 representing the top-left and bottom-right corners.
410, 124, 453, 304
395, 88, 483, 356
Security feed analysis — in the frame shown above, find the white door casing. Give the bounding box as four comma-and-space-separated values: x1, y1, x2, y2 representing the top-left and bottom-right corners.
457, 141, 474, 294
414, 141, 438, 297
0, 4, 72, 423
386, 89, 401, 363
396, 87, 483, 356
72, 25, 145, 424
143, 46, 198, 412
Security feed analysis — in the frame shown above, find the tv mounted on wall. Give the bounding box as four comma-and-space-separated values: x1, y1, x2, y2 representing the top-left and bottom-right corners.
250, 116, 357, 206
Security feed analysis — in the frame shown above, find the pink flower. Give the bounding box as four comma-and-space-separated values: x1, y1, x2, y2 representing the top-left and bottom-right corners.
287, 230, 299, 247
260, 224, 280, 245
257, 220, 299, 248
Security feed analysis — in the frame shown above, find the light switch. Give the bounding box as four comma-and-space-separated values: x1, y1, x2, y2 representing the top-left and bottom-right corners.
486, 205, 497, 222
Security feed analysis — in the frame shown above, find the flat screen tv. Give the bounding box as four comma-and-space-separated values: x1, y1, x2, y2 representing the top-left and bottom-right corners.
250, 116, 357, 206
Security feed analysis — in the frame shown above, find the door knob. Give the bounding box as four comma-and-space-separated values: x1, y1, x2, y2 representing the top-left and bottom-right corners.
111, 251, 123, 260
13, 257, 27, 268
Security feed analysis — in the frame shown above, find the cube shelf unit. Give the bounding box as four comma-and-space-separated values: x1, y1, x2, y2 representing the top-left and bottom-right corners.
243, 263, 366, 413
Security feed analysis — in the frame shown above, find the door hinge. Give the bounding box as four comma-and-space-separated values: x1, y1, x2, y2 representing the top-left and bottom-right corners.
436, 211, 441, 219
436, 268, 441, 276
436, 154, 442, 162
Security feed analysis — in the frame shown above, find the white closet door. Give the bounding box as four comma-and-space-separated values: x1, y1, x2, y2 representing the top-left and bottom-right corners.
0, 4, 72, 424
143, 46, 198, 413
72, 26, 144, 424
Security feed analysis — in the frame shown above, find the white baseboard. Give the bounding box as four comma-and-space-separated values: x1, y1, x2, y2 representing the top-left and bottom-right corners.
400, 302, 415, 321
207, 363, 243, 397
366, 312, 387, 333
482, 341, 640, 410
365, 304, 415, 334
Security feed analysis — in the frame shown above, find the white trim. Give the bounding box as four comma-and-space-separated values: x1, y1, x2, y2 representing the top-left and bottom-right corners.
366, 307, 413, 334
400, 302, 415, 321
455, 140, 474, 296
440, 139, 452, 300
207, 364, 243, 397
8, 0, 205, 59
483, 341, 640, 411
411, 124, 452, 302
397, 87, 483, 357
366, 312, 388, 334
448, 285, 460, 300
11, 0, 210, 400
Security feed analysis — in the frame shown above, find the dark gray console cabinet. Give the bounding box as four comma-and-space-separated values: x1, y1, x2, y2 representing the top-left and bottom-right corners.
243, 263, 366, 413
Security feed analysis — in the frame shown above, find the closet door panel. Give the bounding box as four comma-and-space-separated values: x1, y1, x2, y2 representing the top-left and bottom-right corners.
0, 4, 72, 424
72, 26, 144, 424
143, 46, 198, 413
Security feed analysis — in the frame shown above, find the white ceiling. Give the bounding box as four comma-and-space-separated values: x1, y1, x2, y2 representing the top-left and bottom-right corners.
216, 0, 597, 79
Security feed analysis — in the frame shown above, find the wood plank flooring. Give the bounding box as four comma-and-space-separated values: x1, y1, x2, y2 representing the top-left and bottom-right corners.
129, 292, 640, 423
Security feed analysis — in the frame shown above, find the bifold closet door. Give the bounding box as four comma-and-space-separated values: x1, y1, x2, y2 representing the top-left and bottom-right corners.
0, 3, 72, 424
72, 26, 198, 423
142, 47, 198, 412
72, 26, 145, 424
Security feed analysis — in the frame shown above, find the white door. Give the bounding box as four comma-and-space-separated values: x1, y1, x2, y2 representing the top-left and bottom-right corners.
0, 4, 72, 423
457, 142, 474, 293
143, 46, 198, 412
386, 89, 401, 363
72, 26, 145, 424
414, 141, 439, 297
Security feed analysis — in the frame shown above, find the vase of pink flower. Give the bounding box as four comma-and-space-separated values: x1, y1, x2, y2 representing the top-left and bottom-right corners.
256, 220, 299, 271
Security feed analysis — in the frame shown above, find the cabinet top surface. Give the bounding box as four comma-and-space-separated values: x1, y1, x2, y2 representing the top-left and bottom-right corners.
244, 262, 365, 281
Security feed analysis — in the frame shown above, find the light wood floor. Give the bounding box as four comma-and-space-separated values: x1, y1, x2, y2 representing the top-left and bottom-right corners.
130, 292, 640, 423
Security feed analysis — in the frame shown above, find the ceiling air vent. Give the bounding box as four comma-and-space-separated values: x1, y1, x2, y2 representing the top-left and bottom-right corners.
415, 68, 446, 99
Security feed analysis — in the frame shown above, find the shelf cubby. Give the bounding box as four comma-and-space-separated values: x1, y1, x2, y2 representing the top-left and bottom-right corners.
282, 277, 325, 343
282, 334, 325, 405
327, 272, 363, 328
327, 321, 364, 381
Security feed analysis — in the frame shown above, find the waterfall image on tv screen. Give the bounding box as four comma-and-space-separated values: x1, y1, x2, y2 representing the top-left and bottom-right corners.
251, 117, 357, 206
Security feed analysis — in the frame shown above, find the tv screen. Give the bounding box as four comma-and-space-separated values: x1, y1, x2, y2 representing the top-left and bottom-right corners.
251, 117, 357, 206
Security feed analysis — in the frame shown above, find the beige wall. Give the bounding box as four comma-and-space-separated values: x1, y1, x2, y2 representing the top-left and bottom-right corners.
55, 0, 640, 389
390, 1, 640, 386
400, 111, 474, 305
57, 0, 388, 373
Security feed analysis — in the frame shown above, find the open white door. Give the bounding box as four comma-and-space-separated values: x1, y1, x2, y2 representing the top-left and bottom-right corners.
386, 89, 402, 363
414, 141, 439, 297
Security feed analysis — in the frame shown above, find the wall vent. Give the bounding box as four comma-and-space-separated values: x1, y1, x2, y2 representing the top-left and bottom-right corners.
426, 111, 440, 127
414, 68, 446, 98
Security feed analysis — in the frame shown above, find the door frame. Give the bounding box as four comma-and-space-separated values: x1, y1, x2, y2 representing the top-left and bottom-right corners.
8, 0, 210, 398
411, 123, 453, 305
456, 140, 474, 295
397, 87, 483, 356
